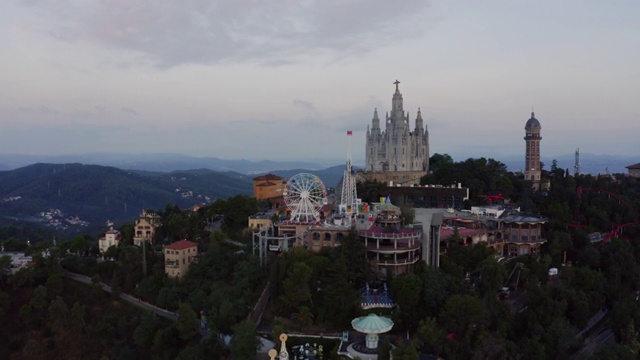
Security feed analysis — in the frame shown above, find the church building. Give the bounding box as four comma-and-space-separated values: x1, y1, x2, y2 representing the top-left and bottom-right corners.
365, 81, 429, 185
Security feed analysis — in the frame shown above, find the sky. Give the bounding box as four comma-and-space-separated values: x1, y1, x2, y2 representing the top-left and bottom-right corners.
1, 0, 639, 165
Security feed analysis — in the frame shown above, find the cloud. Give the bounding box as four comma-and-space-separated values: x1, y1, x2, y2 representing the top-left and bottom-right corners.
23, 0, 433, 67
293, 99, 315, 111
120, 107, 138, 115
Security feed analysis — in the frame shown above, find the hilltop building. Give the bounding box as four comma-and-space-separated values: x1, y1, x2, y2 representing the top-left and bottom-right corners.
98, 228, 121, 254
626, 163, 640, 178
253, 174, 286, 201
133, 210, 162, 246
439, 210, 546, 257
500, 213, 547, 257
359, 201, 422, 276
524, 112, 542, 189
164, 239, 198, 280
365, 81, 429, 186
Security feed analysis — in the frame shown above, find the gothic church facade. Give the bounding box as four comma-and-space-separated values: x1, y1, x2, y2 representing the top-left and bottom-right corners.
365, 81, 429, 185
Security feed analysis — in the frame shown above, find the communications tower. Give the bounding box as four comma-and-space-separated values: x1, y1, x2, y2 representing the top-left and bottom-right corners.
339, 131, 359, 220
574, 148, 581, 176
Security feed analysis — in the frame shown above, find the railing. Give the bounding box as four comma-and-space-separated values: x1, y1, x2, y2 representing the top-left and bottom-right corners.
360, 232, 420, 240
366, 242, 421, 252
372, 257, 420, 266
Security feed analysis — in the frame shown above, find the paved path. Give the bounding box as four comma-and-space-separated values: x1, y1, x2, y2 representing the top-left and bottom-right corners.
64, 272, 179, 321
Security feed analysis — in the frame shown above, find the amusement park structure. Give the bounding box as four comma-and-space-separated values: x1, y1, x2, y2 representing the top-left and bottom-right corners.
570, 186, 640, 248
282, 173, 328, 222
339, 130, 360, 221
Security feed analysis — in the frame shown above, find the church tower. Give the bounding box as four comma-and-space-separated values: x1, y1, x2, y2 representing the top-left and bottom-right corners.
365, 81, 429, 185
524, 111, 542, 188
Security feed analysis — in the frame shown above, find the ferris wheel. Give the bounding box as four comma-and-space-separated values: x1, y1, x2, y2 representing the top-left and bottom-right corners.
283, 173, 328, 222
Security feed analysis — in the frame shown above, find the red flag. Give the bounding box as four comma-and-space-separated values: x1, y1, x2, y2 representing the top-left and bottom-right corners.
347, 131, 352, 135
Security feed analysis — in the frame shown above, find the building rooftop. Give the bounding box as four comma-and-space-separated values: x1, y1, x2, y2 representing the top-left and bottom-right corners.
253, 174, 284, 181
525, 112, 541, 128
626, 162, 640, 169
500, 213, 547, 223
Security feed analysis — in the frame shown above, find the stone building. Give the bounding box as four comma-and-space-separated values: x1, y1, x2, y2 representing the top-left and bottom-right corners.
524, 112, 542, 189
365, 81, 429, 186
133, 210, 162, 246
626, 163, 640, 178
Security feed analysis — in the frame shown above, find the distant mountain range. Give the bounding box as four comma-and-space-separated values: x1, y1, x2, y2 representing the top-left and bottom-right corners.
0, 161, 347, 235
0, 152, 636, 176
0, 153, 332, 174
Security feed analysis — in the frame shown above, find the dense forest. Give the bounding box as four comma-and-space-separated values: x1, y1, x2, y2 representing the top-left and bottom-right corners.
1, 154, 640, 359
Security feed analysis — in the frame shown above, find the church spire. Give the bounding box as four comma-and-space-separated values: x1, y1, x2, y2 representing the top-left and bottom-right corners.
391, 79, 404, 120
415, 107, 424, 131
372, 108, 380, 129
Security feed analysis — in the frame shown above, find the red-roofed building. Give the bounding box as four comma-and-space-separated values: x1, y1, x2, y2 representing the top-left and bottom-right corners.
253, 174, 285, 200
626, 163, 640, 178
164, 239, 198, 280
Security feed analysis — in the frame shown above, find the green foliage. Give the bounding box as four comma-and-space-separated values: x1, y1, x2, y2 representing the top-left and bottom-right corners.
391, 273, 423, 331
356, 180, 387, 203
421, 155, 513, 204
391, 339, 420, 360
377, 336, 392, 360
230, 320, 260, 360
176, 302, 199, 342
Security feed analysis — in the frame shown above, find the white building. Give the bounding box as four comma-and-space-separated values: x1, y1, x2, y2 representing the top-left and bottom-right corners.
98, 228, 121, 253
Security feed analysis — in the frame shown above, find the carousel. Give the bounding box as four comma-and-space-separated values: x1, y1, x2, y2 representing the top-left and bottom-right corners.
347, 313, 394, 359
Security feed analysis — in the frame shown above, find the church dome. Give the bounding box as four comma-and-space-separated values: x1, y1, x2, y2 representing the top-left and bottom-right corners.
525, 112, 541, 128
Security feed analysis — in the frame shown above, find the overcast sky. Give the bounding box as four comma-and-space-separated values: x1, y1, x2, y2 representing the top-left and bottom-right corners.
1, 0, 638, 164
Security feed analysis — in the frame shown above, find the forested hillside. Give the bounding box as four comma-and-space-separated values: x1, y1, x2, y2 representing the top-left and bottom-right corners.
0, 163, 253, 228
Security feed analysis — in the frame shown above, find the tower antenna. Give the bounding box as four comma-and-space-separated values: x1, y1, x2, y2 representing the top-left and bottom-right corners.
574, 148, 581, 176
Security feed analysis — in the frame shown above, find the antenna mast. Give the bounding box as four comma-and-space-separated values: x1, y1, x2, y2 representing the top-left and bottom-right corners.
574, 148, 581, 176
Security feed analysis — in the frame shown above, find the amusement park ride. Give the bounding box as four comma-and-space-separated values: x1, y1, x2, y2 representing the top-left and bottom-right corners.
476, 193, 503, 204
282, 173, 328, 222
253, 131, 362, 266
569, 186, 640, 249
